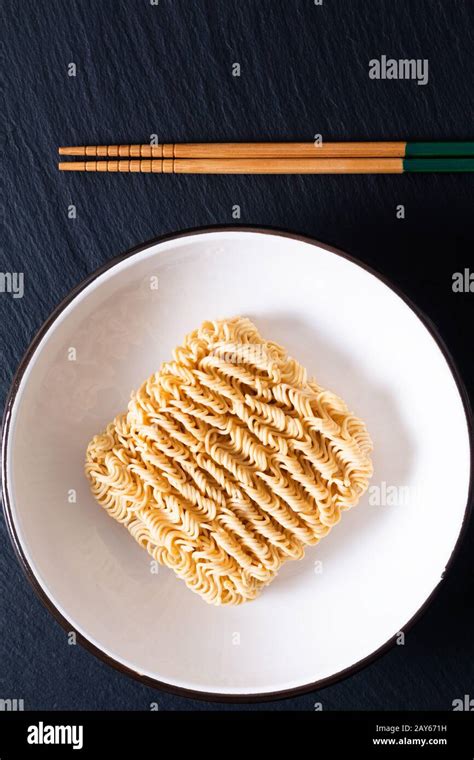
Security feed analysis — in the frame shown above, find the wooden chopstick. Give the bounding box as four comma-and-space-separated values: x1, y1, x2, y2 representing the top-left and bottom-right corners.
58, 158, 474, 174
58, 141, 474, 159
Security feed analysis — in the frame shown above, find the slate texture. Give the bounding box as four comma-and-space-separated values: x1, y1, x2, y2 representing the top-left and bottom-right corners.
0, 0, 473, 710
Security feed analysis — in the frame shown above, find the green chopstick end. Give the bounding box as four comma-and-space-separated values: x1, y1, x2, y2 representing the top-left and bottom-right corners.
406, 142, 474, 158
404, 157, 474, 172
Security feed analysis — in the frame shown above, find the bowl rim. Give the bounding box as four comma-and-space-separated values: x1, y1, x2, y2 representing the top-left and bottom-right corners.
1, 224, 473, 703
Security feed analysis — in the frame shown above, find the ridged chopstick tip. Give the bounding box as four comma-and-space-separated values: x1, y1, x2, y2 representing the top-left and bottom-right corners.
58, 162, 86, 171
59, 147, 83, 156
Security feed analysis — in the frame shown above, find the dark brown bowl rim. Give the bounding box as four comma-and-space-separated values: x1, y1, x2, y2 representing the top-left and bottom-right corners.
1, 225, 472, 704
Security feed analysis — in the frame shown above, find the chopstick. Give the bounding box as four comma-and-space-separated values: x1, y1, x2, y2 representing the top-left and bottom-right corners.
58, 158, 474, 174
58, 141, 474, 159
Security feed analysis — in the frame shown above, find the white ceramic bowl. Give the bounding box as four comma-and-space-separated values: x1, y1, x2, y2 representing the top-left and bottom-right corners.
2, 228, 471, 700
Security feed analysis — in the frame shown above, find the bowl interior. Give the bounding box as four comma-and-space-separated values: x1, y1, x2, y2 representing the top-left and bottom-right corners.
5, 230, 471, 695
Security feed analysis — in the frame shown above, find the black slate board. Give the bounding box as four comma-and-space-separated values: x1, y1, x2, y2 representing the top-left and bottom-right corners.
1, 0, 473, 710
